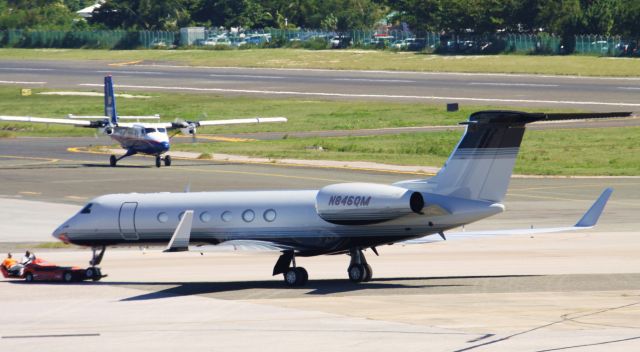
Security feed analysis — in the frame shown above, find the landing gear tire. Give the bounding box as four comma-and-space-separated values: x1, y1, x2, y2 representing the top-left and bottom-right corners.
25, 272, 34, 282
85, 267, 102, 281
110, 155, 117, 167
363, 264, 373, 282
283, 267, 308, 287
164, 155, 171, 167
348, 264, 368, 283
63, 271, 74, 283
155, 155, 162, 168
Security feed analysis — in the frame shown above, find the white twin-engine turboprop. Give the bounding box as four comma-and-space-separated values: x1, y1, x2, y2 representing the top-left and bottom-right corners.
51, 110, 628, 286
0, 75, 286, 167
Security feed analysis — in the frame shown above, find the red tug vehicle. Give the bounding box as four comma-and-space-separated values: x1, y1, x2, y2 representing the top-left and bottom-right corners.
1, 258, 104, 282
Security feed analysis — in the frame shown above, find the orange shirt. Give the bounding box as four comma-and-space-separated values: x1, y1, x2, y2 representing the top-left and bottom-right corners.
2, 258, 17, 268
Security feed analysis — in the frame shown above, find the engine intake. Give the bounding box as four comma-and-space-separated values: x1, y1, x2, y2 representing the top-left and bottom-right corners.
315, 183, 424, 225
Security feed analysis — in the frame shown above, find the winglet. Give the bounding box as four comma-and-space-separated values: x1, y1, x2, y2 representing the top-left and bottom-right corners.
164, 210, 194, 252
575, 188, 613, 228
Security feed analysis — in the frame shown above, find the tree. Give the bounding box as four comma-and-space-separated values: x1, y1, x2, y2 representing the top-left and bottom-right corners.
90, 0, 188, 30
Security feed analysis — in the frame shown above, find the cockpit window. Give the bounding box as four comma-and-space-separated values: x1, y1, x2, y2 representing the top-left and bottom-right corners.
144, 128, 157, 133
158, 128, 166, 133
80, 203, 93, 214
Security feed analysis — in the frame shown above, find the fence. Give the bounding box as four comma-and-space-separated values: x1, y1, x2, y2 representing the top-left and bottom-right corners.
0, 29, 637, 56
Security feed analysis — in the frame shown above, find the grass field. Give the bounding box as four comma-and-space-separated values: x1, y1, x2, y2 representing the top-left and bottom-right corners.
1, 48, 639, 77
173, 127, 640, 176
0, 86, 505, 137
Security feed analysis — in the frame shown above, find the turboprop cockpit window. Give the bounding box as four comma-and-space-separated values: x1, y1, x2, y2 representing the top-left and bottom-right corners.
144, 128, 157, 133
80, 203, 93, 214
158, 128, 166, 133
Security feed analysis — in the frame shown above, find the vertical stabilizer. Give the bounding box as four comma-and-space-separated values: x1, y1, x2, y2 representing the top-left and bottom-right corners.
402, 111, 631, 203
104, 75, 117, 125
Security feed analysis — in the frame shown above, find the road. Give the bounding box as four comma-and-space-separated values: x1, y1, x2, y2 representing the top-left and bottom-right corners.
1, 59, 640, 111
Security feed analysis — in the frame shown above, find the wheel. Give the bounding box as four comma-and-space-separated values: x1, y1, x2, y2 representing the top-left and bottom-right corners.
363, 264, 373, 282
25, 272, 34, 282
91, 267, 102, 281
294, 267, 308, 286
85, 267, 95, 279
155, 155, 161, 168
164, 155, 171, 166
63, 271, 74, 283
109, 155, 117, 167
348, 264, 367, 283
283, 268, 299, 287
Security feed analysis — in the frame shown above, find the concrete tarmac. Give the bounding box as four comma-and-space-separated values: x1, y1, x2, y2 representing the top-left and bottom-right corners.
2, 59, 640, 110
1, 137, 639, 351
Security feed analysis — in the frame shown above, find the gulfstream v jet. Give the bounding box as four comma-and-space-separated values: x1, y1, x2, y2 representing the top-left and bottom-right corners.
0, 76, 286, 167
51, 110, 629, 286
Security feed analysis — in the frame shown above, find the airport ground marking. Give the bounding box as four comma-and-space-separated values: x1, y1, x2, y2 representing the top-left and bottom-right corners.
0, 80, 47, 84
108, 60, 143, 67
78, 83, 640, 108
18, 191, 41, 196
134, 64, 640, 81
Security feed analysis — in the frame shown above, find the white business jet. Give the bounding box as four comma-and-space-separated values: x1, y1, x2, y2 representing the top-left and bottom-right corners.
51, 110, 630, 286
0, 76, 286, 167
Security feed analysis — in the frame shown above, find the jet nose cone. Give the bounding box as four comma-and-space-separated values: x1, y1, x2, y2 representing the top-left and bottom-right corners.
52, 224, 70, 243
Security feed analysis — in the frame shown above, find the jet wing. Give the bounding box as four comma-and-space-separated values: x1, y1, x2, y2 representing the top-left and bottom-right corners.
402, 188, 613, 245
0, 115, 93, 127
191, 240, 294, 252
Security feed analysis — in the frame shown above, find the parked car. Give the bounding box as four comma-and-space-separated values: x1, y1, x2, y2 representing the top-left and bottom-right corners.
330, 35, 352, 49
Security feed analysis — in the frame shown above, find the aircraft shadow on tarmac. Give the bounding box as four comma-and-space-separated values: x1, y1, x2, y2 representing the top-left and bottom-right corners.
4, 274, 540, 300
0, 160, 235, 170
108, 274, 538, 301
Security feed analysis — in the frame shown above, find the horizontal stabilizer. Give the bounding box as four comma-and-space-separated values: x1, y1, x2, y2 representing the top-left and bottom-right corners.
164, 210, 193, 252
402, 188, 613, 245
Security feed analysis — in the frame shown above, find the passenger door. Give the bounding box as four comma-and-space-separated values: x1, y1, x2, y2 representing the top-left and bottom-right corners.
119, 202, 139, 240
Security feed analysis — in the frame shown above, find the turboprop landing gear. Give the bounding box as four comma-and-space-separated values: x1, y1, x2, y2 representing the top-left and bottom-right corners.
155, 155, 162, 168
109, 150, 137, 167
86, 245, 106, 281
164, 155, 171, 166
347, 248, 372, 283
273, 251, 308, 287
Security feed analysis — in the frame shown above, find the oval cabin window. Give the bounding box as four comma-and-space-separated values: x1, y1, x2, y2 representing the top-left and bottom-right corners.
263, 209, 277, 222
221, 211, 232, 222
242, 209, 255, 222
157, 212, 169, 223
200, 211, 212, 223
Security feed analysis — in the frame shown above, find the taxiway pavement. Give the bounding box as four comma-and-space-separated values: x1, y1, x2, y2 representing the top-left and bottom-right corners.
1, 136, 639, 351
2, 59, 640, 110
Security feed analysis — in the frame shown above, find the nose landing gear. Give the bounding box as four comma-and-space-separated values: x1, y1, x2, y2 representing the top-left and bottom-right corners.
86, 246, 107, 281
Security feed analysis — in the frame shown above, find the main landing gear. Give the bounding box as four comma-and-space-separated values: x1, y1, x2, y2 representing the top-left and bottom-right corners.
273, 251, 308, 287
85, 246, 106, 281
272, 248, 374, 287
347, 248, 372, 283
109, 150, 136, 167
109, 152, 171, 168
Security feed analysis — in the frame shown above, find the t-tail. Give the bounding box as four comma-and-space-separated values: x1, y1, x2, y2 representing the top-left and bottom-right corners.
104, 75, 118, 125
400, 110, 632, 202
